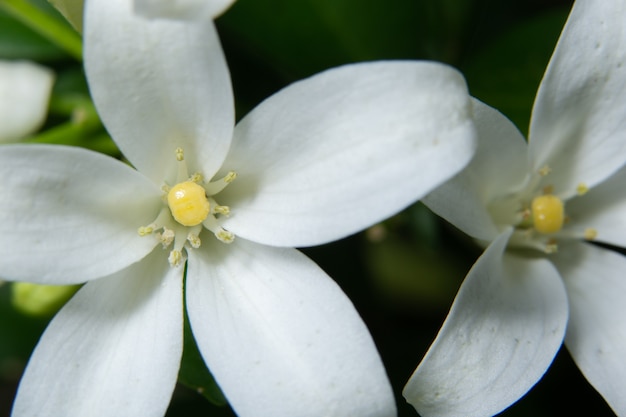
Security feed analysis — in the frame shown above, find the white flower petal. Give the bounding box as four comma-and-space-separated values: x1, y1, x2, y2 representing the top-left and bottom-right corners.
186, 239, 396, 417
0, 145, 161, 284
220, 61, 476, 247
84, 0, 234, 184
134, 0, 235, 20
423, 99, 528, 241
564, 164, 626, 248
403, 229, 568, 417
529, 0, 626, 195
552, 241, 626, 415
11, 249, 183, 417
0, 61, 53, 142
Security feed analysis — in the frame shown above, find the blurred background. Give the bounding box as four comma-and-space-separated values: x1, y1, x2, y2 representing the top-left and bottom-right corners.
0, 0, 616, 416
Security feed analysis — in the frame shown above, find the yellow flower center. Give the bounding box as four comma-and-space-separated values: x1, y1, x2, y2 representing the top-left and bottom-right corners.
167, 181, 211, 226
138, 147, 236, 267
531, 194, 564, 234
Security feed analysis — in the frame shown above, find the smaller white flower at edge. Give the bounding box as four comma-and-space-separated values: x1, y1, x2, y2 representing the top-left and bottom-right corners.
0, 0, 476, 416
403, 0, 626, 416
0, 60, 54, 142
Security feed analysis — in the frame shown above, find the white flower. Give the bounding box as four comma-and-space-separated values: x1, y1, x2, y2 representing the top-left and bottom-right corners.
403, 0, 626, 416
0, 60, 54, 142
0, 0, 476, 416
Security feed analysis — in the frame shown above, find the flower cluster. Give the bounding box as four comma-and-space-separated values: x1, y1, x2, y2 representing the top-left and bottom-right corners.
3, 0, 625, 416
0, 0, 477, 416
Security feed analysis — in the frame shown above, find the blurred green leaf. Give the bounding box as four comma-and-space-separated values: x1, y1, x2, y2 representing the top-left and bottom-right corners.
0, 10, 65, 60
462, 8, 570, 135
219, 0, 476, 81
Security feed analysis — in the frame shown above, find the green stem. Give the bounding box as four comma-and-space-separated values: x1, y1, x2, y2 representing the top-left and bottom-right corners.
0, 0, 82, 60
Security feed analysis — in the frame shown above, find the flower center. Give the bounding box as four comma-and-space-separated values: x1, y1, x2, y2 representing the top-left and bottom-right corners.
138, 147, 236, 267
488, 165, 597, 254
531, 194, 564, 234
167, 181, 211, 226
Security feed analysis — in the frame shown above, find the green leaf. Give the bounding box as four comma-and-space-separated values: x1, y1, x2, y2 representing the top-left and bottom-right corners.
462, 8, 570, 135
0, 10, 65, 60
218, 0, 475, 80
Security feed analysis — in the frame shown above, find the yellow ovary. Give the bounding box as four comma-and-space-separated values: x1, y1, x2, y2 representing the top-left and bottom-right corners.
531, 194, 564, 234
167, 181, 211, 226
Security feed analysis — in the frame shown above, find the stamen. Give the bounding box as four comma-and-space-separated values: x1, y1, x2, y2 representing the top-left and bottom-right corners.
545, 239, 558, 254
168, 250, 183, 267
157, 228, 175, 247
138, 225, 154, 236
187, 233, 201, 248
213, 205, 230, 216
584, 228, 598, 240
187, 225, 203, 248
189, 172, 204, 183
577, 183, 589, 196
216, 229, 235, 243
203, 215, 234, 243
175, 147, 184, 161
204, 171, 237, 195
538, 165, 552, 176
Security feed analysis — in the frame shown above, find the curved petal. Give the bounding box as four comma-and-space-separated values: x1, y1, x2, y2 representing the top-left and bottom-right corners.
134, 0, 235, 20
403, 229, 568, 417
423, 99, 529, 241
529, 0, 626, 196
0, 145, 161, 284
186, 239, 396, 417
564, 164, 626, 248
220, 61, 476, 247
84, 0, 234, 184
0, 60, 54, 142
552, 242, 626, 415
11, 249, 184, 417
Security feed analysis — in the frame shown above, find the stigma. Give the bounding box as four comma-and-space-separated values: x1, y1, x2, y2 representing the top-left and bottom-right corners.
167, 181, 210, 226
138, 147, 236, 267
531, 194, 564, 234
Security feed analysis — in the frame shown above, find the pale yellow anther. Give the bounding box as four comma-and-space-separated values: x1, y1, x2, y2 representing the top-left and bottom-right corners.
175, 147, 184, 161
187, 233, 201, 248
167, 181, 211, 226
538, 165, 552, 176
532, 194, 564, 234
189, 172, 204, 183
168, 250, 183, 267
138, 226, 154, 236
545, 240, 558, 254
213, 205, 230, 216
158, 228, 175, 247
584, 228, 598, 240
224, 171, 237, 183
216, 229, 234, 243
577, 183, 589, 196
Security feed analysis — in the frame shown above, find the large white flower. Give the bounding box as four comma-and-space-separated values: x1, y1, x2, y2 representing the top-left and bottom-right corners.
0, 60, 54, 142
0, 0, 476, 416
403, 0, 626, 416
